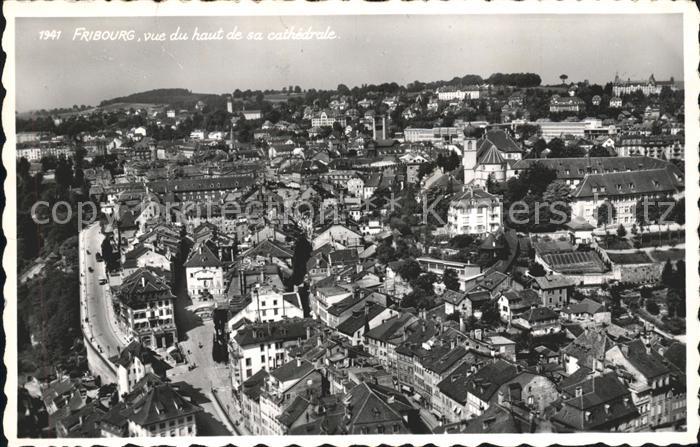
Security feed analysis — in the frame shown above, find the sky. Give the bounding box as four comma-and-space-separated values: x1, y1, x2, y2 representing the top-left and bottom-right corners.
15, 14, 684, 112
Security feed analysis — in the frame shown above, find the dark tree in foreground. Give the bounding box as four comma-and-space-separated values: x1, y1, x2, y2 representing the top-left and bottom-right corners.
288, 234, 312, 287
528, 261, 547, 277
443, 268, 460, 291
645, 300, 660, 316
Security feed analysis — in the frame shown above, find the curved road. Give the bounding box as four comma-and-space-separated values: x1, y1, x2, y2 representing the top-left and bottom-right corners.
80, 223, 126, 358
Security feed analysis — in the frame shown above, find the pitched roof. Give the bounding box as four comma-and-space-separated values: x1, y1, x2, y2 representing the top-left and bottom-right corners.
572, 166, 683, 199
624, 339, 671, 379
337, 303, 387, 336
465, 360, 518, 403
115, 268, 174, 307
345, 382, 408, 428
553, 372, 638, 430
127, 382, 201, 427
532, 274, 575, 290
234, 318, 314, 347
478, 144, 505, 165
562, 328, 614, 369
511, 156, 673, 181
441, 289, 467, 305
520, 306, 559, 323
449, 187, 501, 208
478, 129, 522, 154
184, 242, 222, 268
270, 358, 315, 383
241, 369, 269, 401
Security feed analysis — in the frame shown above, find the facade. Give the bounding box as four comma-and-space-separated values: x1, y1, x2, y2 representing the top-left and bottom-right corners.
311, 109, 347, 128
615, 135, 684, 160
447, 187, 503, 236
549, 95, 585, 113
530, 274, 574, 309
570, 165, 684, 226
113, 268, 177, 350
436, 86, 480, 101
228, 318, 316, 386
184, 242, 226, 299
612, 74, 676, 97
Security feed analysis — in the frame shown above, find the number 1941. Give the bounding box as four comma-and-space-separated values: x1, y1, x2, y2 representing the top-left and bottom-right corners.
39, 30, 62, 40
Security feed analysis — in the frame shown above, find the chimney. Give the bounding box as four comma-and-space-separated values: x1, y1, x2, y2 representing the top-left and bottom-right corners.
575, 386, 582, 397
141, 276, 145, 288
306, 325, 312, 340
459, 314, 465, 333
450, 338, 456, 350
296, 356, 301, 367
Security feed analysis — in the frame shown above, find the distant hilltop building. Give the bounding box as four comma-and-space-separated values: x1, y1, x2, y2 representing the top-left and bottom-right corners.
436, 85, 480, 101
549, 95, 585, 113
612, 73, 678, 96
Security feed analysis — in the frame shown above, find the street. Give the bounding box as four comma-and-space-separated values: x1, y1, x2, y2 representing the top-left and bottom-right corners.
80, 223, 126, 359
165, 270, 238, 435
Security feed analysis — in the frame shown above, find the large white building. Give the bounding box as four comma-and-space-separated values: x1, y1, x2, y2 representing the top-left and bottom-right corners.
311, 109, 347, 127
227, 284, 304, 326
436, 86, 480, 101
570, 165, 684, 226
113, 268, 177, 350
228, 319, 315, 387
612, 73, 677, 97
184, 242, 226, 300
447, 186, 503, 236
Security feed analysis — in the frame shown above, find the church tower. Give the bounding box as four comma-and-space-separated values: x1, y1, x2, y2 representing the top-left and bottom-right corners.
463, 136, 478, 186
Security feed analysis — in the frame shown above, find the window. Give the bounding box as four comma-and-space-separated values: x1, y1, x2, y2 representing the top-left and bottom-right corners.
245, 358, 251, 366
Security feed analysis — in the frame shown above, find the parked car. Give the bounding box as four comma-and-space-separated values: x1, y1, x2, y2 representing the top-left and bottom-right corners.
88, 267, 94, 273
95, 253, 103, 262
99, 279, 108, 285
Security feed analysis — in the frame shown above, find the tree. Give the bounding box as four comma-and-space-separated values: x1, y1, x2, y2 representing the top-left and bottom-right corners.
645, 300, 660, 316
519, 162, 557, 196
288, 234, 312, 287
661, 259, 674, 287
437, 151, 460, 172
528, 261, 546, 277
635, 198, 662, 225
616, 224, 627, 238
596, 201, 616, 229
411, 272, 438, 294
443, 268, 460, 291
337, 84, 350, 96
589, 145, 612, 157
560, 74, 569, 85
376, 240, 397, 264
396, 259, 422, 281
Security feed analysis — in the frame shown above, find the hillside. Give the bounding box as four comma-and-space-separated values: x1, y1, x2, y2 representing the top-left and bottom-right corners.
99, 88, 226, 110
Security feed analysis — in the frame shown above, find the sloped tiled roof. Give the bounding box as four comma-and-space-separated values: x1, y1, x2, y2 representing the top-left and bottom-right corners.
116, 268, 174, 307
184, 242, 222, 268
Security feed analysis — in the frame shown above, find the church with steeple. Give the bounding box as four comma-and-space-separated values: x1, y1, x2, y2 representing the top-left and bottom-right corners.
463, 127, 524, 187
